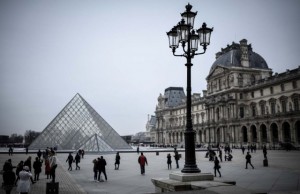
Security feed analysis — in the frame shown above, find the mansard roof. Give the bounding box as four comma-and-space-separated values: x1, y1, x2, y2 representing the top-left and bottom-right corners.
209, 39, 269, 74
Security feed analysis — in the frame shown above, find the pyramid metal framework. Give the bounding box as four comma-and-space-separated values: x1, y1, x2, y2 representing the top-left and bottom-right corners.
29, 93, 131, 151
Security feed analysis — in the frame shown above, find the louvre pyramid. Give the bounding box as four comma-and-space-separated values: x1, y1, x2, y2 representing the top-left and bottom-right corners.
29, 93, 131, 151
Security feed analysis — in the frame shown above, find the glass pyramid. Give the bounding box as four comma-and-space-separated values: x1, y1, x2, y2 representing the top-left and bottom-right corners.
29, 93, 132, 151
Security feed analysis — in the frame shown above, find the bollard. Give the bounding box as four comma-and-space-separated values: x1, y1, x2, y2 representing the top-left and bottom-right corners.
156, 151, 159, 155
46, 182, 59, 194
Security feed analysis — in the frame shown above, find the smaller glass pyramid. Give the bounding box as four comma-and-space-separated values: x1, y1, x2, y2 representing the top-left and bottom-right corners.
79, 134, 114, 152
29, 93, 132, 151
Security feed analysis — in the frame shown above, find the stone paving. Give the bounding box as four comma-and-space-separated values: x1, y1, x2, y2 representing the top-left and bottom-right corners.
1, 148, 300, 194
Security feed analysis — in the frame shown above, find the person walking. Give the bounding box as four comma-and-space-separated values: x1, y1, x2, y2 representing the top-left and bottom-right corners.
16, 166, 35, 194
214, 157, 221, 177
33, 157, 43, 181
263, 145, 267, 158
218, 149, 223, 162
49, 151, 57, 183
8, 146, 13, 156
92, 159, 98, 182
167, 153, 172, 170
138, 152, 148, 175
66, 153, 74, 171
245, 152, 254, 169
37, 149, 42, 160
2, 167, 16, 194
97, 156, 107, 181
114, 152, 120, 170
81, 149, 85, 159
174, 151, 180, 168
241, 146, 245, 154
75, 153, 81, 170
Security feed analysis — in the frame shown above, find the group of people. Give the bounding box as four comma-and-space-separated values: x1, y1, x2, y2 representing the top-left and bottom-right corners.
166, 149, 181, 170
92, 156, 108, 182
1, 148, 57, 194
211, 145, 262, 177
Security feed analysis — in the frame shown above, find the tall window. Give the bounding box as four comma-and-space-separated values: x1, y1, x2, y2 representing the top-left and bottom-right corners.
252, 105, 256, 117
271, 102, 276, 114
294, 98, 299, 111
240, 93, 243, 99
281, 83, 285, 91
260, 89, 264, 96
280, 96, 288, 113
293, 81, 297, 89
216, 108, 220, 120
281, 100, 287, 113
239, 107, 244, 118
250, 74, 256, 85
238, 74, 243, 86
261, 104, 265, 115
270, 87, 274, 94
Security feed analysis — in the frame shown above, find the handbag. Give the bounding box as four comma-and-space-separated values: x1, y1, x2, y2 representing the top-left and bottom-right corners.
218, 164, 221, 169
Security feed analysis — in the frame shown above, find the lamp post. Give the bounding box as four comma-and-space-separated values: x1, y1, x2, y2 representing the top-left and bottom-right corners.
167, 4, 213, 173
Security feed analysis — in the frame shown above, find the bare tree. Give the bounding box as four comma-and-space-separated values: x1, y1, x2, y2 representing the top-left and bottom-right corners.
24, 130, 40, 145
9, 133, 24, 143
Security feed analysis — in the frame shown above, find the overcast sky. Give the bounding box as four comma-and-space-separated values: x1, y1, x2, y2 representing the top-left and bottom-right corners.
0, 0, 299, 137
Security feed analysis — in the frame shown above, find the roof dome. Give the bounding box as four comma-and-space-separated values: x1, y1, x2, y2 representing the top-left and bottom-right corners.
209, 39, 269, 73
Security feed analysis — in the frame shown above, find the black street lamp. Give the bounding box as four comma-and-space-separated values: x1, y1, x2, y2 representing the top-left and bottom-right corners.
167, 4, 213, 173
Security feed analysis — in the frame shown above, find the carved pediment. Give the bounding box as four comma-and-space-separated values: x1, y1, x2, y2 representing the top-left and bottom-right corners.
207, 66, 230, 80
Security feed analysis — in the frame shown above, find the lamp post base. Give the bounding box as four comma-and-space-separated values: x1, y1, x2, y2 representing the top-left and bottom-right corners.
181, 164, 201, 173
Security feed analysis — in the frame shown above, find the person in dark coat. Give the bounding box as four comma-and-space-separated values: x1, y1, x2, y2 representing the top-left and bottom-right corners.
92, 159, 98, 181
24, 156, 32, 172
241, 146, 245, 154
75, 153, 81, 170
263, 145, 267, 158
33, 157, 43, 181
81, 149, 85, 159
2, 159, 15, 172
214, 157, 221, 177
245, 152, 254, 169
15, 160, 23, 185
167, 153, 172, 169
8, 146, 13, 156
2, 167, 16, 194
97, 156, 107, 181
218, 149, 223, 162
114, 152, 120, 170
66, 153, 74, 171
174, 151, 180, 168
37, 149, 42, 160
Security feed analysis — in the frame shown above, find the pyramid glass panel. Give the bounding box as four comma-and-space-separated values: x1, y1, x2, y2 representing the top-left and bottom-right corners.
29, 93, 132, 151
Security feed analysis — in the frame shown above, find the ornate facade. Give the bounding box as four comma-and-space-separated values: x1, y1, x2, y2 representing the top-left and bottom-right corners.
152, 39, 300, 148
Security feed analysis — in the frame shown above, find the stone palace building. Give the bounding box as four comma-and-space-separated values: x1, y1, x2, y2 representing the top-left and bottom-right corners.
152, 39, 300, 148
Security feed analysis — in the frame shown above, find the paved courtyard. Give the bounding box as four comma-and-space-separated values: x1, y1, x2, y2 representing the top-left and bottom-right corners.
1, 148, 300, 194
